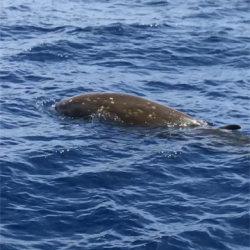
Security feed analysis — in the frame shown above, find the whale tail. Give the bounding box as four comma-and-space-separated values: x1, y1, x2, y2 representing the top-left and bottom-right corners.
219, 125, 241, 130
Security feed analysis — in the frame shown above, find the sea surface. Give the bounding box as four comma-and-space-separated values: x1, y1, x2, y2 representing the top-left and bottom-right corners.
1, 0, 249, 249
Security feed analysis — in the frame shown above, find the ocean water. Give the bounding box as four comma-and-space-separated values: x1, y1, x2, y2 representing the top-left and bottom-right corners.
1, 0, 249, 249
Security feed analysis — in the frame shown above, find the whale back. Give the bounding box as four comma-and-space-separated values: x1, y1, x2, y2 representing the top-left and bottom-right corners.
55, 92, 205, 127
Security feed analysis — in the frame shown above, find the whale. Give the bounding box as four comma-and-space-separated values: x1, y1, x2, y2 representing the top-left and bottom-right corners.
55, 92, 241, 130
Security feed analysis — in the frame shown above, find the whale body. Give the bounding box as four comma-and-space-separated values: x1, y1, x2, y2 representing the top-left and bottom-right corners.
55, 92, 240, 130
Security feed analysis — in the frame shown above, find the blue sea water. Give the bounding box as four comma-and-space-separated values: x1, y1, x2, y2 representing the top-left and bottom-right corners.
1, 0, 250, 249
